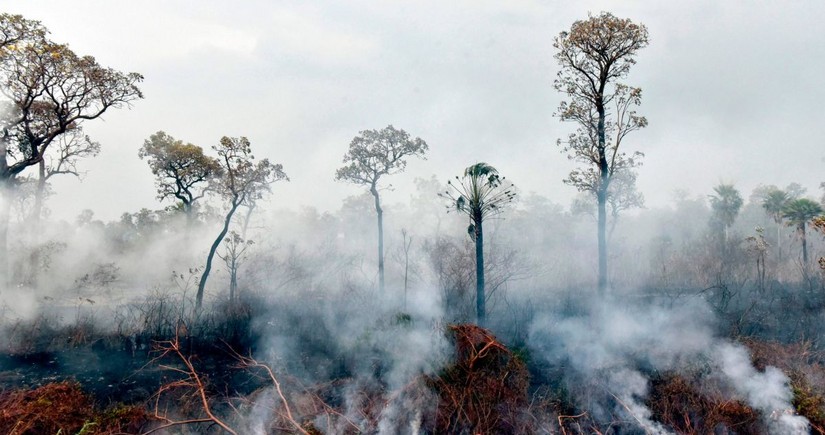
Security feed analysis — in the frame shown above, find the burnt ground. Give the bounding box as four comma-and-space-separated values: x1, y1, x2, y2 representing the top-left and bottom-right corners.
0, 340, 267, 408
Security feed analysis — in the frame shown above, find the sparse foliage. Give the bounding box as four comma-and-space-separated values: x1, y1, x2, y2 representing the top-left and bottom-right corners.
196, 136, 287, 309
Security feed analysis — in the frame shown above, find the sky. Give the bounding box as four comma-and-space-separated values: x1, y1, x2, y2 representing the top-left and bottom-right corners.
4, 0, 825, 221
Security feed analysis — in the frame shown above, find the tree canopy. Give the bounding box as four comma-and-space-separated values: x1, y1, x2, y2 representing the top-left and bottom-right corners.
139, 131, 221, 220
0, 15, 143, 181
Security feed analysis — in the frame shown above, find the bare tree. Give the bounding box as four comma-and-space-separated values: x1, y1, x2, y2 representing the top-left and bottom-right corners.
218, 231, 253, 302
554, 12, 649, 294
139, 131, 221, 226
196, 136, 287, 309
440, 162, 515, 326
29, 129, 100, 222
335, 125, 428, 293
0, 14, 143, 288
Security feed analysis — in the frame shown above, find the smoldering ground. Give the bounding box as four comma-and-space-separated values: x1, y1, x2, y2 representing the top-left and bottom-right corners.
528, 296, 809, 434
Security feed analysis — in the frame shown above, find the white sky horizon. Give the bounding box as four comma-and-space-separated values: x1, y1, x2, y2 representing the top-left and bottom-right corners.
4, 1, 824, 222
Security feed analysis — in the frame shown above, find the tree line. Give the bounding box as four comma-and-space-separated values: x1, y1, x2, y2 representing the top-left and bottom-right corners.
1, 12, 823, 327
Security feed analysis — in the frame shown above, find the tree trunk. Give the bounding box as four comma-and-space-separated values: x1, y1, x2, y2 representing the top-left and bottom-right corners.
0, 177, 10, 291
183, 201, 194, 226
776, 223, 782, 262
403, 233, 410, 312
31, 159, 46, 223
241, 203, 255, 240
26, 161, 48, 286
597, 187, 608, 293
596, 102, 609, 295
371, 185, 385, 293
474, 213, 485, 326
196, 200, 240, 310
229, 261, 237, 302
801, 223, 808, 266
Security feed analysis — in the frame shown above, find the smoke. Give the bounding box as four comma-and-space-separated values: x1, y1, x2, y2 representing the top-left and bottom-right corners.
715, 343, 810, 434
528, 296, 810, 434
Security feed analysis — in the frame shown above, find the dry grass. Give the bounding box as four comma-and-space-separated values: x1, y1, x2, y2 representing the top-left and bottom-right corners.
648, 372, 762, 434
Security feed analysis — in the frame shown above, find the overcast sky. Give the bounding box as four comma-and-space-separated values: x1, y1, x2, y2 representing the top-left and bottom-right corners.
5, 1, 825, 221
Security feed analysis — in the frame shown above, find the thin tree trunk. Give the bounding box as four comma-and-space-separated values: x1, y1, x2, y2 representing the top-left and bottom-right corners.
597, 187, 608, 293
31, 159, 46, 223
27, 161, 48, 286
0, 131, 11, 291
776, 223, 782, 262
196, 200, 240, 309
475, 213, 485, 326
801, 223, 808, 265
403, 232, 410, 312
229, 260, 237, 302
596, 102, 609, 295
241, 203, 255, 240
371, 185, 384, 293
0, 177, 10, 291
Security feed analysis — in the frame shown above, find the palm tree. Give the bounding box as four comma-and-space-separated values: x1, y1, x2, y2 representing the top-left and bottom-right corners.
762, 189, 789, 260
441, 163, 515, 326
782, 198, 824, 267
709, 183, 743, 245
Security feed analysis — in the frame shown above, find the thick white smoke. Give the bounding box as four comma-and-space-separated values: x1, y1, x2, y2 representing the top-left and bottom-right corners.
529, 296, 810, 434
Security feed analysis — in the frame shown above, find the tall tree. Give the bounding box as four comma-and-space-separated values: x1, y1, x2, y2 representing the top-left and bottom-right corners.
440, 163, 515, 326
782, 198, 823, 268
0, 14, 142, 289
554, 12, 649, 294
335, 125, 428, 293
761, 188, 789, 260
709, 183, 743, 245
139, 131, 221, 226
195, 136, 287, 309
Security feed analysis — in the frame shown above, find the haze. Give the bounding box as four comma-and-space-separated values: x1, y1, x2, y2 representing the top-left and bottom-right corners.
4, 0, 823, 221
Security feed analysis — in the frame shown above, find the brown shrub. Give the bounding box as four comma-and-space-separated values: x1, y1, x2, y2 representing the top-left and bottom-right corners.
0, 381, 156, 435
648, 373, 762, 434
423, 323, 530, 434
0, 381, 94, 435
